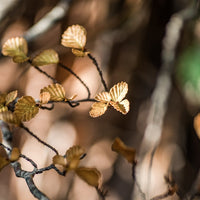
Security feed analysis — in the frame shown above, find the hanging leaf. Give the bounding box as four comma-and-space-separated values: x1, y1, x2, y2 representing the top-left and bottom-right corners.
0, 154, 10, 172
95, 92, 111, 102
32, 49, 59, 66
61, 25, 87, 50
71, 48, 89, 57
0, 111, 21, 126
66, 145, 85, 170
75, 167, 101, 187
2, 37, 29, 63
194, 113, 200, 139
40, 83, 66, 101
89, 102, 109, 118
10, 147, 20, 162
0, 93, 6, 105
112, 137, 136, 164
5, 90, 18, 105
40, 92, 51, 104
109, 81, 128, 102
53, 155, 66, 167
14, 96, 39, 121
110, 99, 130, 115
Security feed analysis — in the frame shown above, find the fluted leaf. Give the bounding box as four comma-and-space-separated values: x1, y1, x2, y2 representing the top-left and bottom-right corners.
5, 90, 18, 105
89, 102, 108, 118
40, 83, 66, 101
76, 167, 101, 187
32, 49, 59, 66
71, 48, 89, 57
14, 96, 39, 121
0, 111, 21, 126
95, 92, 111, 102
110, 99, 130, 115
40, 92, 51, 104
10, 147, 20, 162
0, 154, 10, 172
53, 155, 66, 167
61, 25, 86, 50
2, 37, 29, 63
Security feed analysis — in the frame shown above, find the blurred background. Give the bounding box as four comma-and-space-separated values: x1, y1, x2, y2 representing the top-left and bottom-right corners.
0, 0, 200, 200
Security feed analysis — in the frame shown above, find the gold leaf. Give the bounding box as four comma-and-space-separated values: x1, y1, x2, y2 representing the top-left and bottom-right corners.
5, 90, 18, 105
32, 49, 59, 66
67, 94, 77, 101
89, 102, 108, 118
112, 137, 136, 164
71, 48, 89, 57
40, 92, 51, 104
0, 111, 21, 126
14, 96, 39, 121
110, 99, 130, 114
61, 25, 87, 50
53, 155, 66, 167
95, 92, 111, 102
10, 147, 20, 162
75, 167, 101, 187
40, 83, 66, 101
2, 37, 29, 63
0, 154, 10, 172
194, 113, 200, 139
66, 145, 85, 170
109, 81, 128, 102
0, 93, 6, 105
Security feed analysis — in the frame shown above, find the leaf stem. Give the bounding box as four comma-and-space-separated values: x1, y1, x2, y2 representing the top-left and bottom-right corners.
58, 62, 91, 99
21, 124, 58, 155
87, 53, 108, 91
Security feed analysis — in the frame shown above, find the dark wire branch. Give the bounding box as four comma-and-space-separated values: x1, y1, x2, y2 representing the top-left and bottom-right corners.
21, 124, 58, 155
88, 53, 108, 92
39, 104, 54, 110
59, 62, 91, 99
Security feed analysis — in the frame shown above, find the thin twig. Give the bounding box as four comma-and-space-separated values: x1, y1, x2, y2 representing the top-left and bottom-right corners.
39, 104, 54, 110
21, 124, 58, 155
88, 53, 108, 92
59, 62, 91, 99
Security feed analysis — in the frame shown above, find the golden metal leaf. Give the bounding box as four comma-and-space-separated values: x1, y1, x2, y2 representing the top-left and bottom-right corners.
40, 83, 66, 101
66, 145, 85, 170
10, 147, 20, 162
0, 154, 10, 172
112, 137, 136, 164
5, 90, 18, 105
109, 81, 128, 102
95, 92, 111, 102
75, 167, 101, 187
0, 106, 8, 113
0, 93, 6, 105
0, 111, 21, 126
61, 25, 87, 50
14, 96, 39, 122
89, 102, 108, 118
40, 92, 51, 104
71, 48, 89, 57
2, 37, 29, 63
110, 99, 130, 115
53, 155, 66, 167
32, 49, 59, 66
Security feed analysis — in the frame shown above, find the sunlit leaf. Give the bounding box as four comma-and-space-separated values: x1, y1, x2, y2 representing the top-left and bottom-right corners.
95, 92, 111, 102
61, 25, 87, 50
71, 48, 89, 57
5, 90, 18, 105
40, 92, 51, 104
0, 154, 10, 172
110, 99, 130, 115
53, 155, 66, 167
0, 111, 21, 126
0, 106, 8, 113
89, 102, 109, 118
67, 94, 77, 101
109, 81, 128, 102
14, 96, 39, 121
32, 49, 59, 66
40, 83, 66, 101
66, 145, 85, 170
2, 37, 29, 63
112, 137, 136, 164
76, 167, 101, 187
194, 113, 200, 139
10, 147, 20, 162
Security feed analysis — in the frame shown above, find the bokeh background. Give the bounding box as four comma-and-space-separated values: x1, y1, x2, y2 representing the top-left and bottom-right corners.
0, 0, 200, 200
